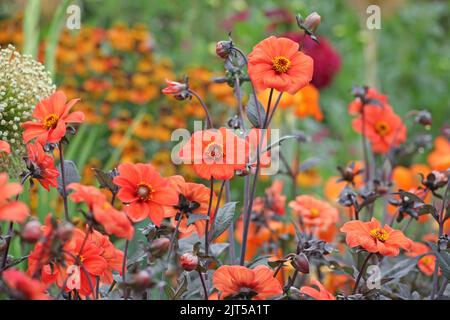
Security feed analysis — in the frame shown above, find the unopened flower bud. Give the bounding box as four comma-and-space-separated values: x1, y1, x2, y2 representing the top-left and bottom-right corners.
131, 269, 153, 291
21, 220, 42, 243
303, 12, 321, 33
180, 252, 199, 272
150, 237, 170, 257
216, 40, 233, 59
56, 222, 74, 242
292, 253, 310, 274
415, 110, 432, 128
162, 79, 190, 100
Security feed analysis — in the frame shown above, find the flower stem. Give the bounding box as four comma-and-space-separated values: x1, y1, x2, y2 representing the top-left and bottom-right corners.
58, 142, 70, 222
189, 90, 213, 129
198, 270, 209, 300
204, 177, 214, 256
352, 252, 374, 294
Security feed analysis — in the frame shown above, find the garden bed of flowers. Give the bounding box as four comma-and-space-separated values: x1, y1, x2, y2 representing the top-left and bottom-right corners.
0, 1, 449, 302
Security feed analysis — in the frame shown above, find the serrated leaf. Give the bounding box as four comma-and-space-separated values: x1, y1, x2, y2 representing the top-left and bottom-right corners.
245, 97, 265, 128
210, 202, 237, 241
57, 160, 80, 195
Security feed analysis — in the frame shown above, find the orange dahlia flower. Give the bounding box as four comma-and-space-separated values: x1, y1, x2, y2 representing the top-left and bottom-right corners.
427, 136, 450, 171
352, 105, 406, 154
289, 195, 338, 233
300, 279, 335, 300
340, 218, 412, 256
0, 140, 10, 154
26, 142, 59, 191
22, 91, 85, 144
248, 36, 313, 95
165, 175, 216, 237
213, 265, 282, 299
113, 163, 178, 225
2, 268, 49, 300
179, 127, 249, 181
0, 173, 29, 223
406, 241, 439, 276
68, 183, 134, 240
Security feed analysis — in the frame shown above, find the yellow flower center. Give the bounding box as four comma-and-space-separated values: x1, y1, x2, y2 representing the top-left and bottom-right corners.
310, 208, 320, 218
374, 121, 390, 136
204, 142, 223, 161
272, 56, 291, 74
43, 113, 59, 129
137, 182, 154, 201
370, 228, 389, 242
421, 255, 433, 266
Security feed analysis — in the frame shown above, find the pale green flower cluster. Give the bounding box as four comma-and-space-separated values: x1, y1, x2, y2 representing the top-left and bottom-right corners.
0, 45, 55, 176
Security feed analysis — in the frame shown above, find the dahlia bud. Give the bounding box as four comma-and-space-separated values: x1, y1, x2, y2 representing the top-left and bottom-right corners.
215, 40, 233, 59
56, 222, 74, 242
150, 237, 170, 257
415, 110, 432, 128
303, 12, 321, 33
21, 220, 42, 243
161, 79, 190, 100
130, 269, 153, 291
292, 253, 310, 274
180, 252, 199, 272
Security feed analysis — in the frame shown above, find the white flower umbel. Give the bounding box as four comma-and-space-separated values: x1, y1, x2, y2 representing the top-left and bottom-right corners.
0, 45, 55, 176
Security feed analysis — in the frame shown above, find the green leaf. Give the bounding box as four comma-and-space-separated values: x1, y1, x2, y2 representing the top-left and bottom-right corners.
210, 202, 237, 241
381, 258, 418, 284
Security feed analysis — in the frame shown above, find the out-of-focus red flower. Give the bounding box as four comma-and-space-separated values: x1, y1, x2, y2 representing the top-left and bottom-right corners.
179, 127, 249, 180
289, 195, 338, 234
427, 136, 450, 171
22, 90, 85, 144
165, 175, 215, 237
252, 179, 286, 216
0, 140, 10, 154
221, 10, 250, 30
340, 218, 412, 256
348, 88, 389, 115
248, 36, 313, 95
113, 163, 178, 225
68, 183, 134, 240
213, 265, 282, 300
352, 105, 407, 154
406, 242, 439, 276
26, 142, 59, 191
283, 33, 341, 89
2, 268, 49, 300
0, 173, 29, 223
300, 279, 335, 300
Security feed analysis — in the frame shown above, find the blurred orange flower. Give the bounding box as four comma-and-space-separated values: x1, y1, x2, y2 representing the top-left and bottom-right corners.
352, 105, 406, 154
300, 279, 335, 300
427, 136, 450, 171
0, 173, 29, 223
213, 265, 282, 299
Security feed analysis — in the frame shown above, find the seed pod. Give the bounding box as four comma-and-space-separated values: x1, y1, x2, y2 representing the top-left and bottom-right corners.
180, 252, 199, 272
